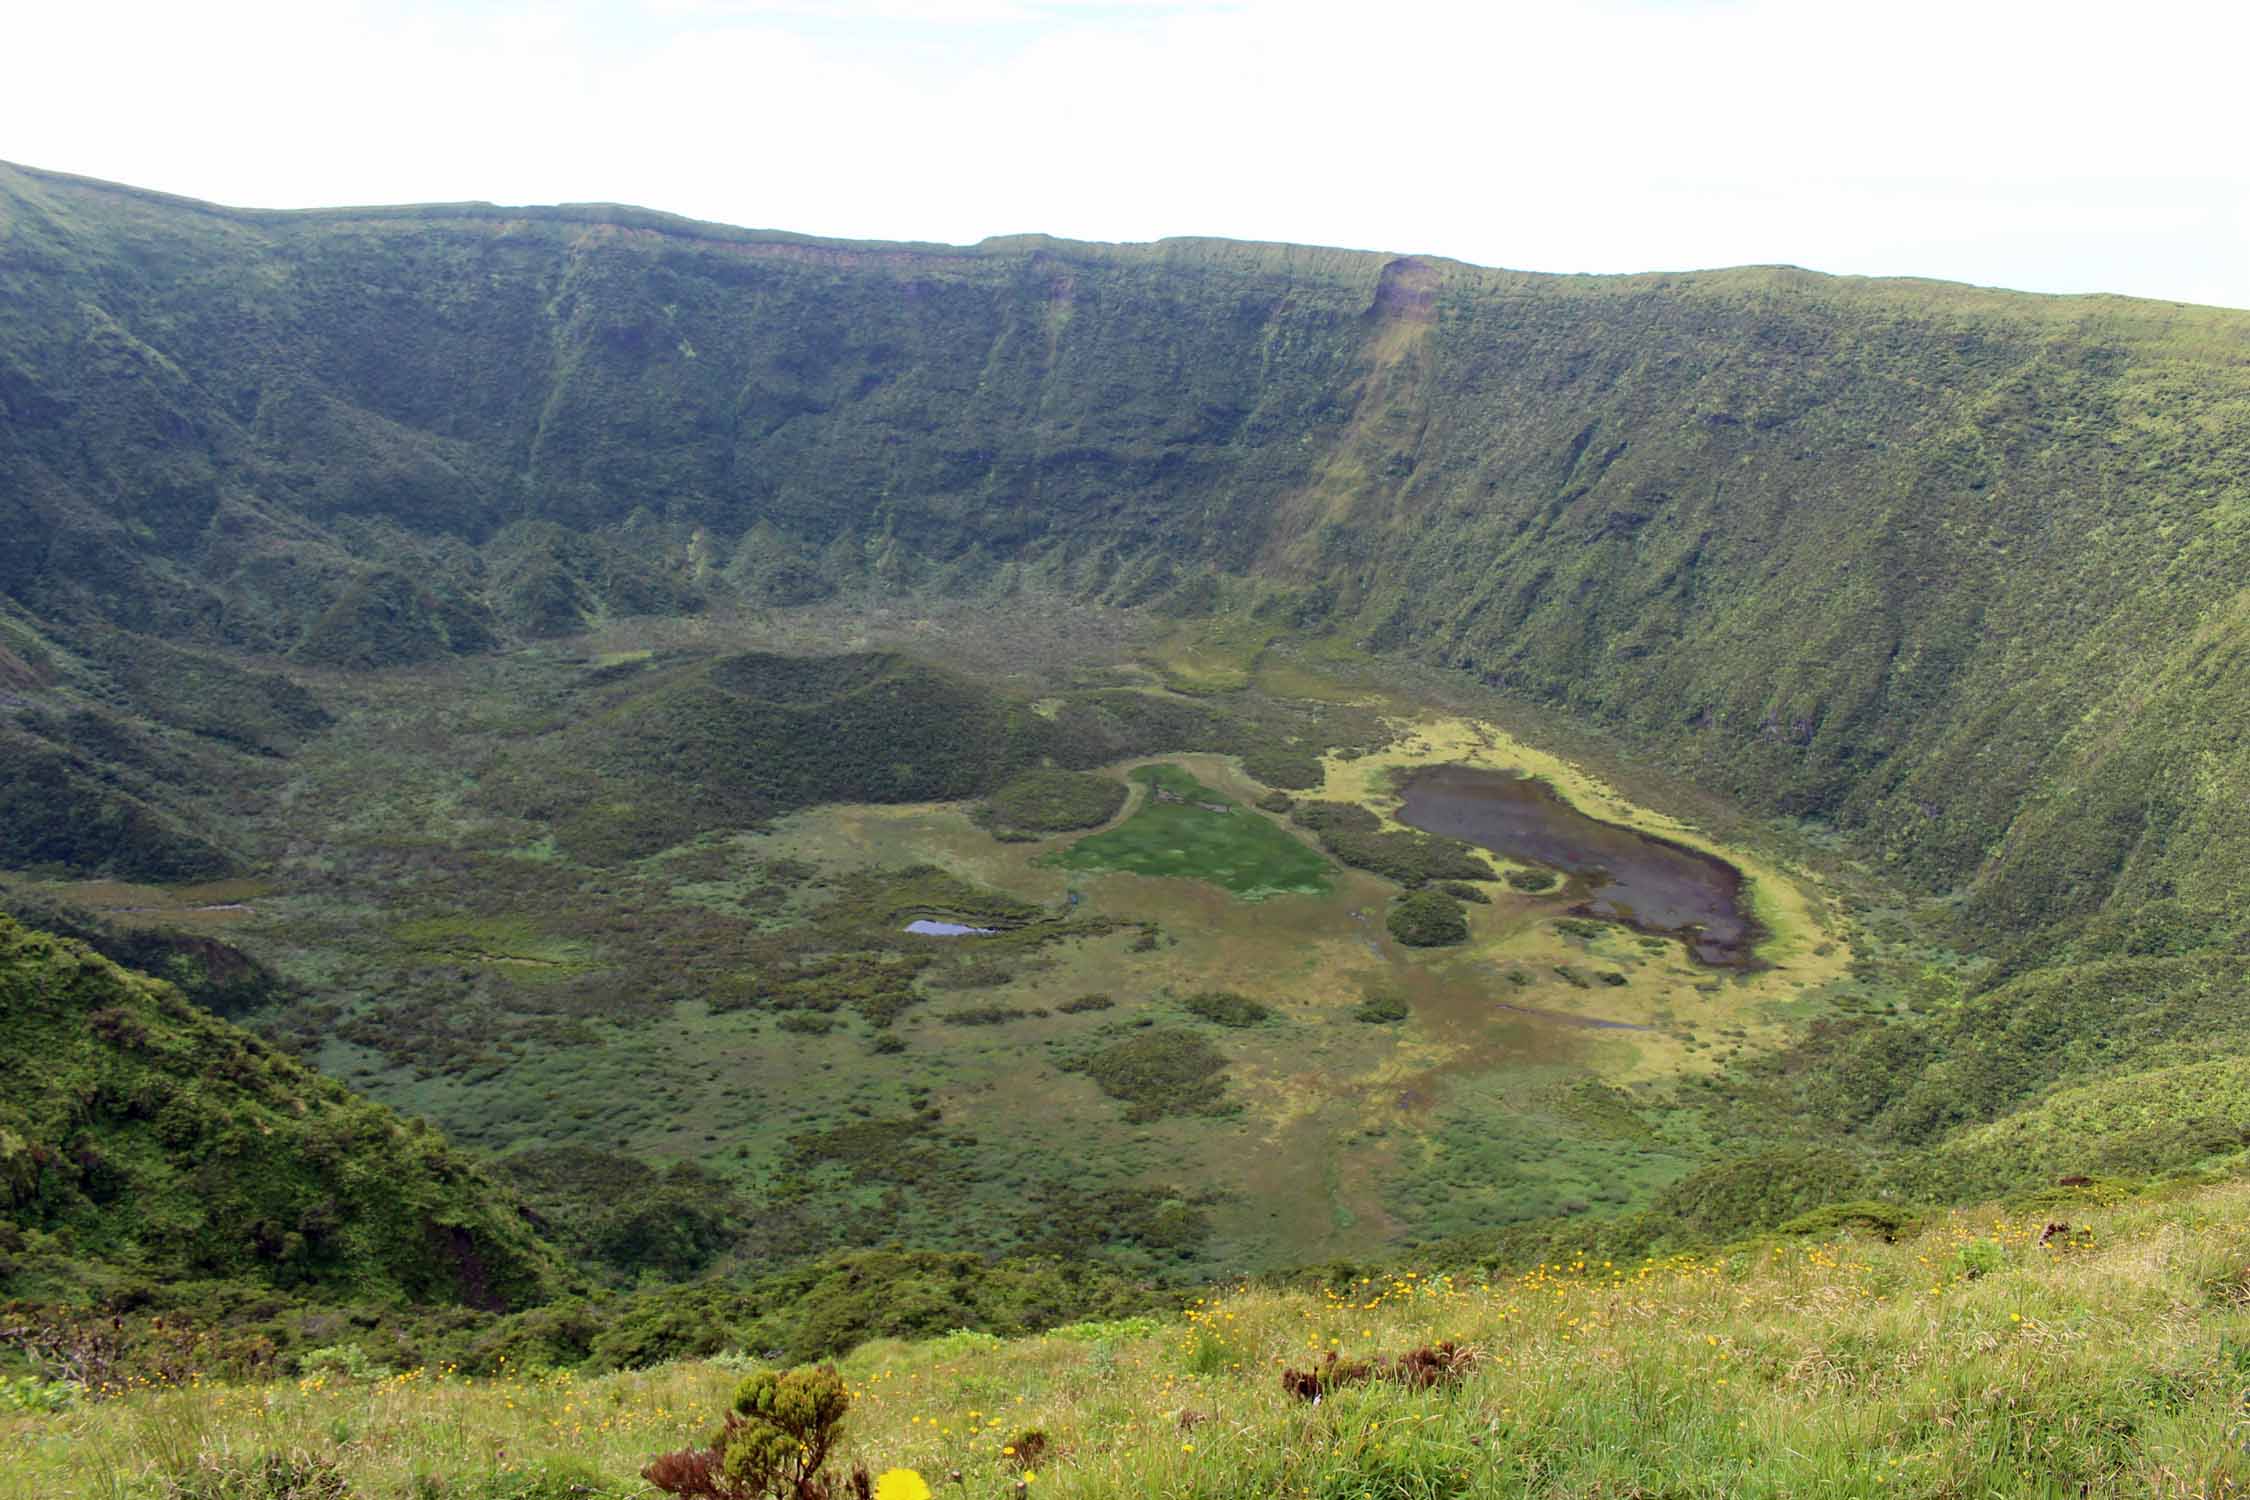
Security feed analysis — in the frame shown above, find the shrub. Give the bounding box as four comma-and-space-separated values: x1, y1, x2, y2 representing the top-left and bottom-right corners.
1240, 748, 1324, 791
1354, 993, 1410, 1024
1183, 990, 1273, 1027
1066, 1031, 1233, 1122
1954, 1239, 2007, 1279
1438, 881, 1491, 904
1057, 993, 1115, 1014
1049, 1315, 1163, 1342
644, 1365, 864, 1500
973, 770, 1127, 836
1505, 868, 1559, 892
1388, 892, 1469, 947
296, 1343, 391, 1382
1296, 813, 1490, 886
0, 1373, 73, 1413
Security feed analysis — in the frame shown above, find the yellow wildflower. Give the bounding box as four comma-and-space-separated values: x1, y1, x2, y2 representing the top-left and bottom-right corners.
875, 1470, 933, 1500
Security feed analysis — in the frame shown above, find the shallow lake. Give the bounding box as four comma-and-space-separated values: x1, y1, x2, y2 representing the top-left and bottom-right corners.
903, 919, 996, 937
1395, 764, 1757, 967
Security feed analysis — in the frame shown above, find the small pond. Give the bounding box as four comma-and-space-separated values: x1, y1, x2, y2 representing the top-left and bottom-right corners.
903, 918, 997, 937
1395, 765, 1758, 967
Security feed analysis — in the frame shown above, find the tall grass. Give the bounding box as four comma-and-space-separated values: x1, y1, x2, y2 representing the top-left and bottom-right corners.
8, 1185, 2249, 1497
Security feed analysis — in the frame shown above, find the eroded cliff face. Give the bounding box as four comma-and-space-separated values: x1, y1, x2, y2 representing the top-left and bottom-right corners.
7, 159, 2250, 936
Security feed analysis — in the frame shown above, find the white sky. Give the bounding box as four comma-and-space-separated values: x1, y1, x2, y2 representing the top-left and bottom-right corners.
9, 0, 2249, 308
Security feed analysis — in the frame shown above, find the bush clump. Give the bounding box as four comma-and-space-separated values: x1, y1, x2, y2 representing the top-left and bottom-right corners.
1505, 868, 1560, 893
1240, 748, 1324, 791
1439, 881, 1491, 904
1354, 993, 1410, 1024
1067, 1030, 1233, 1122
644, 1365, 863, 1500
1057, 993, 1115, 1014
974, 769, 1128, 838
1291, 802, 1489, 886
939, 1006, 1037, 1026
1388, 891, 1470, 947
1183, 990, 1273, 1027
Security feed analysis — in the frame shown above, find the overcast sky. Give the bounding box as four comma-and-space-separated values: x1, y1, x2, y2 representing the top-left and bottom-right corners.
10, 0, 2248, 308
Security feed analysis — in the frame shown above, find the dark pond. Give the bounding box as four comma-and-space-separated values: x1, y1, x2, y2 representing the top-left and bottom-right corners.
1395, 765, 1758, 967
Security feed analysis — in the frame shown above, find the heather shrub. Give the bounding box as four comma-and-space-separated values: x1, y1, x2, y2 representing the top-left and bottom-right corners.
645, 1365, 866, 1500
1182, 990, 1272, 1027
1388, 892, 1469, 947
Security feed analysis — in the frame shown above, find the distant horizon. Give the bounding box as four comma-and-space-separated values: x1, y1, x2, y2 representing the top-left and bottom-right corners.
14, 155, 2242, 314
6, 0, 2245, 311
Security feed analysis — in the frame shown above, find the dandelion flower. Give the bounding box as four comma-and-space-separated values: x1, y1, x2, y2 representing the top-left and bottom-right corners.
876, 1470, 933, 1500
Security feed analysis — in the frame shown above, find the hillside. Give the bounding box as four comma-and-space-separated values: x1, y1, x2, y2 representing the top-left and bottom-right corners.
0, 911, 560, 1308
10, 1177, 2248, 1497
5, 161, 2250, 948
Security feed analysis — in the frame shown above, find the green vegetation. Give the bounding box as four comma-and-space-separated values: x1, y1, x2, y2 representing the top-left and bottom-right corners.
0, 885, 300, 1018
972, 769, 1126, 839
1237, 747, 1323, 791
1352, 992, 1410, 1024
0, 914, 559, 1307
1179, 990, 1273, 1027
9, 156, 2250, 966
481, 652, 1055, 863
14, 1180, 2250, 1497
1386, 890, 1470, 946
1049, 764, 1331, 898
18, 162, 2250, 1497
1290, 800, 1490, 886
1063, 1030, 1234, 1123
644, 1364, 852, 1499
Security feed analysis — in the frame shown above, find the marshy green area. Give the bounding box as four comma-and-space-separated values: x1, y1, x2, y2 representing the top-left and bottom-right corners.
1047, 763, 1333, 898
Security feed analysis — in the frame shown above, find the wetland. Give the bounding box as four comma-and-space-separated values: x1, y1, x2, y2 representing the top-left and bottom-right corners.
1395, 764, 1759, 967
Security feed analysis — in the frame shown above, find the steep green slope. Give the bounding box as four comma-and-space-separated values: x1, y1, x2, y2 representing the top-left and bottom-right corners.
5, 159, 2250, 948
0, 913, 561, 1308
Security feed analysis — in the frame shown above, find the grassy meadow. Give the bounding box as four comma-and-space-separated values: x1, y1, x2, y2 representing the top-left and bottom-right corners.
11, 1179, 2250, 1498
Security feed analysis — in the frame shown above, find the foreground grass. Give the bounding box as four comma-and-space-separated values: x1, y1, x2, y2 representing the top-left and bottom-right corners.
11, 1184, 2250, 1498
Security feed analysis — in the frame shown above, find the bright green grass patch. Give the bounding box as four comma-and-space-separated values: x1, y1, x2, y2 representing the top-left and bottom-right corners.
1047, 764, 1331, 899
